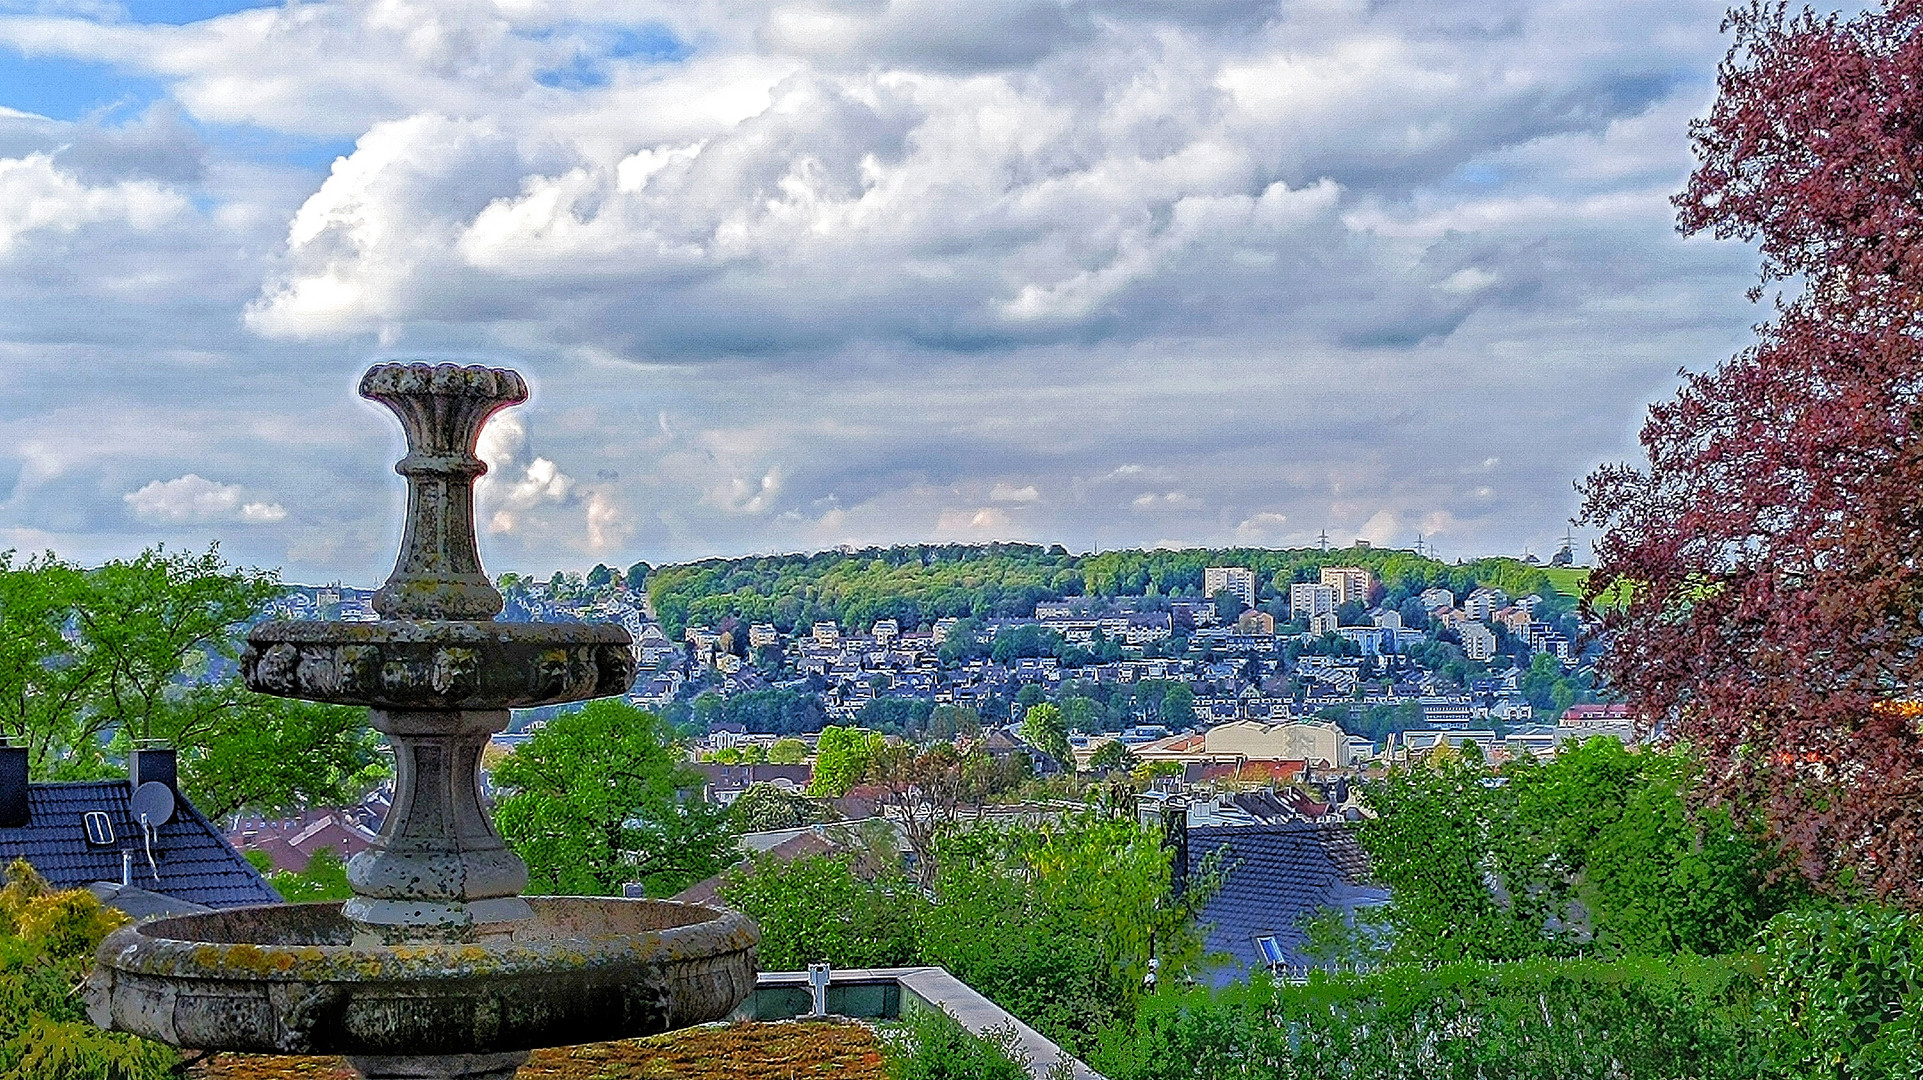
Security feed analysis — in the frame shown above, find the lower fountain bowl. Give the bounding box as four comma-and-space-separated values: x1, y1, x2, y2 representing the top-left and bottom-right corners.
87, 897, 758, 1056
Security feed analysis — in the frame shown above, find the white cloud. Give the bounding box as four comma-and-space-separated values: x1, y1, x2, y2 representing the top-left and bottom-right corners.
989, 483, 1039, 503
123, 474, 283, 523
0, 152, 182, 256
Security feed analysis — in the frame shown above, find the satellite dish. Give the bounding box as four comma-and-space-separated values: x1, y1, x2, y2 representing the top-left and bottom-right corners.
131, 781, 175, 827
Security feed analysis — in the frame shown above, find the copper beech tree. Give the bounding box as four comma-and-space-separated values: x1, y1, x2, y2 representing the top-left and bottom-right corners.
1583, 0, 1923, 903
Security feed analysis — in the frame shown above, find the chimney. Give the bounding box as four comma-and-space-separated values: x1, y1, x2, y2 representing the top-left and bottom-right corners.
0, 742, 26, 827
1156, 794, 1190, 902
130, 745, 177, 793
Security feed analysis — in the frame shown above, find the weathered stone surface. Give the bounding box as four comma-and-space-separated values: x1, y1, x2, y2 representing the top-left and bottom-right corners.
241, 621, 635, 711
87, 899, 758, 1056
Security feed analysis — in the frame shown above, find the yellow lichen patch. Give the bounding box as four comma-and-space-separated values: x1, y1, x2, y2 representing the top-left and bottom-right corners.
192, 1022, 887, 1080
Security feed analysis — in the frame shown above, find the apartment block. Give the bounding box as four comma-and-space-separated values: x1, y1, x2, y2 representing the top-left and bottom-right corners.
1291, 582, 1338, 620
1204, 566, 1257, 608
1320, 566, 1376, 606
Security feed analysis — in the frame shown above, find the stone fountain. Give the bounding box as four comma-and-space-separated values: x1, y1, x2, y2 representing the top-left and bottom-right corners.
87, 362, 758, 1080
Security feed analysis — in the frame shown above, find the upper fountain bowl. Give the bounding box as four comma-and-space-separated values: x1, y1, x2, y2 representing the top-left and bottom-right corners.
241, 619, 636, 711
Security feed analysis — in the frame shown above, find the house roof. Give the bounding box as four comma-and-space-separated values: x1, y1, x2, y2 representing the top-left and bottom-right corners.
672, 829, 840, 907
1, 780, 280, 909
1187, 822, 1387, 985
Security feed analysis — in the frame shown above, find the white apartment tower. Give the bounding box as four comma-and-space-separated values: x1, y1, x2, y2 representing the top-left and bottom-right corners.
1204, 566, 1257, 608
1291, 582, 1338, 620
1320, 566, 1377, 606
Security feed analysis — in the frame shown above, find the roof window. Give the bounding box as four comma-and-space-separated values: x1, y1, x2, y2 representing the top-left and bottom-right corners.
83, 811, 114, 846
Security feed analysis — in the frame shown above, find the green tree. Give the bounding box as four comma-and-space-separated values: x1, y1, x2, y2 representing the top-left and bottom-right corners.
1362, 739, 1801, 964
927, 704, 981, 741
266, 847, 354, 902
727, 783, 834, 832
719, 852, 923, 969
179, 697, 385, 820
1088, 739, 1139, 774
810, 725, 884, 796
1022, 703, 1071, 767
1212, 589, 1246, 623
768, 737, 808, 764
0, 546, 384, 814
494, 700, 736, 896
1161, 685, 1195, 729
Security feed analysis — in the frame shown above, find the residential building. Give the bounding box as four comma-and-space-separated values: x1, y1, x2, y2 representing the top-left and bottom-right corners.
0, 745, 279, 917
1419, 587, 1455, 611
1180, 821, 1388, 985
1204, 566, 1257, 608
872, 619, 899, 645
748, 623, 778, 648
1236, 609, 1276, 635
1464, 587, 1509, 622
1460, 620, 1497, 661
812, 621, 840, 646
1291, 582, 1338, 620
1308, 611, 1340, 635
1201, 719, 1351, 767
1420, 696, 1476, 729
1320, 566, 1376, 606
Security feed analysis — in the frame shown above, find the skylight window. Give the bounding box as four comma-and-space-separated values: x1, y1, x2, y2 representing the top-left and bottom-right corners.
83, 811, 114, 846
1254, 935, 1285, 966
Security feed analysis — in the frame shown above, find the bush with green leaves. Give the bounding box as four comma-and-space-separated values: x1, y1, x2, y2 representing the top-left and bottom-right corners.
267, 847, 354, 903
1094, 954, 1761, 1080
882, 1006, 1042, 1080
0, 861, 176, 1080
1752, 906, 1923, 1079
718, 852, 923, 970
1360, 737, 1803, 963
717, 811, 1199, 1056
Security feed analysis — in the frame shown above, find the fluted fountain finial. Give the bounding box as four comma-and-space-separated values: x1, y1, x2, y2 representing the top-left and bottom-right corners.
359, 362, 528, 621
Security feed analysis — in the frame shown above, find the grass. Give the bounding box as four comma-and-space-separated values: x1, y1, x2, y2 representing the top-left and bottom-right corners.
192, 1021, 888, 1080
1539, 566, 1588, 600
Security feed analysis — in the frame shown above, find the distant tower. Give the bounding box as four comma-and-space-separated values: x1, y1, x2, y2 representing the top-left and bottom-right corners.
1414, 533, 1427, 558
1317, 529, 1329, 553
1552, 527, 1576, 567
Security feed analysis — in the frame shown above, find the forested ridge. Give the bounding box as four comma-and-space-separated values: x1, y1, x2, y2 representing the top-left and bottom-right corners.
644, 542, 1574, 636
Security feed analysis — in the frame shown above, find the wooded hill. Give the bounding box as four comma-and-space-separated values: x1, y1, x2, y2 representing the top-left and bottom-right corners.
643, 543, 1581, 637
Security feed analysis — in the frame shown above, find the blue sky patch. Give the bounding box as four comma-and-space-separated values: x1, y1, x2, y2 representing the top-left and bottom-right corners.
531, 21, 690, 89
121, 0, 279, 26
0, 51, 164, 122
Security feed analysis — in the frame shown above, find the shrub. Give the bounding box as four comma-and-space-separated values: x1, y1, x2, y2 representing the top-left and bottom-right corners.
719, 853, 924, 970
882, 1006, 1034, 1080
1093, 954, 1760, 1080
0, 860, 177, 1080
1753, 906, 1923, 1079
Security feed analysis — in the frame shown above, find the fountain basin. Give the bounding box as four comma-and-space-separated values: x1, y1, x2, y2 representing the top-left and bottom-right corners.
243, 620, 635, 710
87, 898, 758, 1056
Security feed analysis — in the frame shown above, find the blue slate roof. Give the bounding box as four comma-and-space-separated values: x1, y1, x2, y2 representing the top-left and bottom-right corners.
0, 781, 280, 909
1187, 823, 1389, 985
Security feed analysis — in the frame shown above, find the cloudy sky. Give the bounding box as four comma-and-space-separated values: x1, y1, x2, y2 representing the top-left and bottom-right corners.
0, 0, 1770, 581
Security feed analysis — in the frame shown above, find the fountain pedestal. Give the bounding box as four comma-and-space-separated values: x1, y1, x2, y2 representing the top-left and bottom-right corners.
87, 362, 758, 1078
